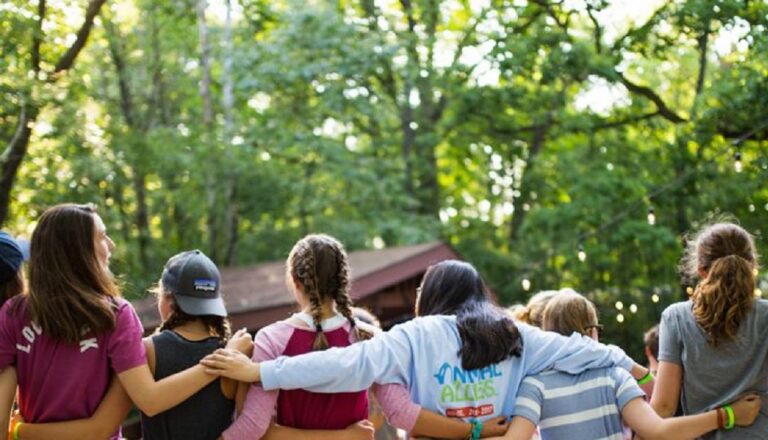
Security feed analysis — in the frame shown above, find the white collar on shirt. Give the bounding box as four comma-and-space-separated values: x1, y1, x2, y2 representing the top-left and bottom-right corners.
292, 311, 347, 331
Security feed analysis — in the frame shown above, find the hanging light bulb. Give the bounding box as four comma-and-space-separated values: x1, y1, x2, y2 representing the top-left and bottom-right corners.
616, 313, 625, 323
647, 206, 656, 225
615, 301, 624, 310
686, 286, 694, 296
651, 294, 660, 303
734, 151, 743, 173
578, 244, 587, 262
630, 304, 638, 314
522, 278, 531, 291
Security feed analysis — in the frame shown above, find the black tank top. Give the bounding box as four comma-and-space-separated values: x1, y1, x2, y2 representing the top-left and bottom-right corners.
140, 331, 235, 440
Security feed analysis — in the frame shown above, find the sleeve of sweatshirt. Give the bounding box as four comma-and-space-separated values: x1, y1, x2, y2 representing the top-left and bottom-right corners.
222, 324, 291, 440
260, 320, 417, 393
518, 323, 635, 376
372, 383, 421, 431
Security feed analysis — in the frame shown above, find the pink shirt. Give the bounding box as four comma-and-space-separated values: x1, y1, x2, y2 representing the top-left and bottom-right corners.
222, 315, 421, 440
0, 296, 146, 429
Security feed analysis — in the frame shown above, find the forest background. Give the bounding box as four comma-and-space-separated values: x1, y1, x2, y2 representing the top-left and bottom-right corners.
2, 0, 767, 360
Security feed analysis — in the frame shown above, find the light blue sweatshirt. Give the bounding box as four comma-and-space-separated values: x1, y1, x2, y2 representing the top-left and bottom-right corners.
260, 315, 635, 421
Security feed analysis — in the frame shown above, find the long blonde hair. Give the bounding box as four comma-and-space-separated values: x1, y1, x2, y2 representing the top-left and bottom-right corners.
682, 222, 758, 346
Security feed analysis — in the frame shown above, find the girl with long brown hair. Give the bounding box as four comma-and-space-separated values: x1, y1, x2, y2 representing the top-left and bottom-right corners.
0, 203, 250, 439
221, 235, 507, 440
651, 222, 768, 439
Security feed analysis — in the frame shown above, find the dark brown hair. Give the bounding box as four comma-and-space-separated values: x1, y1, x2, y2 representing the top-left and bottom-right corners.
416, 260, 522, 371
287, 234, 371, 350
0, 271, 24, 307
541, 290, 598, 337
27, 203, 120, 344
644, 324, 659, 359
682, 222, 758, 346
154, 287, 232, 344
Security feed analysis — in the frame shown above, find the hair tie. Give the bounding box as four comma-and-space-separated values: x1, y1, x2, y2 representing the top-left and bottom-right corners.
315, 323, 323, 333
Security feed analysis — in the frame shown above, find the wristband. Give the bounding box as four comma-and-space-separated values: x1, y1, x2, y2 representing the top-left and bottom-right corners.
637, 371, 654, 385
468, 419, 483, 440
723, 404, 735, 430
12, 421, 22, 440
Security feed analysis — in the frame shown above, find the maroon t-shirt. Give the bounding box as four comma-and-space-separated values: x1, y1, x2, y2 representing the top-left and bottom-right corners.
0, 296, 146, 435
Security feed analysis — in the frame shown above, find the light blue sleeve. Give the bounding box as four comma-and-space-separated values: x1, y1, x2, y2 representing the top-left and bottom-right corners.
518, 323, 635, 376
260, 320, 416, 393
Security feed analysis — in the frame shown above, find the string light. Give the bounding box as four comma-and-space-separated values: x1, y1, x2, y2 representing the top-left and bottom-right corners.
734, 151, 743, 173
647, 206, 656, 225
578, 244, 587, 262
651, 294, 660, 303
615, 301, 624, 310
755, 288, 763, 298
522, 278, 531, 291
616, 313, 625, 323
686, 286, 694, 296
629, 304, 638, 313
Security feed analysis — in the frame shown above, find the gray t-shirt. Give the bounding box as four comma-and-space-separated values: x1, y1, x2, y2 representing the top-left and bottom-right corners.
659, 299, 768, 439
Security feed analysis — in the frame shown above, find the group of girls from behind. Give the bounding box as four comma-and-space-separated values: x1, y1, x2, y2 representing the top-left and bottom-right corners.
0, 203, 763, 440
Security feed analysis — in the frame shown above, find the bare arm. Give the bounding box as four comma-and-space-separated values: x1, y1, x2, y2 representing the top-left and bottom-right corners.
411, 412, 509, 439
628, 393, 761, 440
484, 416, 537, 440
261, 421, 374, 440
120, 328, 251, 416
0, 367, 16, 435
650, 361, 682, 417
18, 377, 132, 440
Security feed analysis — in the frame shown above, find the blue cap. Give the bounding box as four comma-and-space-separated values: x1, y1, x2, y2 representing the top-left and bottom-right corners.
0, 232, 25, 283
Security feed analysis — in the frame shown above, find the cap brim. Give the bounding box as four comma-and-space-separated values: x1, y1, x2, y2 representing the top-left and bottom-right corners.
174, 295, 228, 318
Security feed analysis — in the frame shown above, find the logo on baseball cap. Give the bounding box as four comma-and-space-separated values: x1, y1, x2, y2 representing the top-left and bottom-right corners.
161, 250, 226, 317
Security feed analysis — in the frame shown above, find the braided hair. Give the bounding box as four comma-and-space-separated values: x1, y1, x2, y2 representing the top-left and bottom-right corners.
287, 234, 370, 350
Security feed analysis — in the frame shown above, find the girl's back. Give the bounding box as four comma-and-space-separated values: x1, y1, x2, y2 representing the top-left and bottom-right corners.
141, 330, 234, 439
659, 299, 768, 438
266, 315, 368, 429
0, 296, 145, 426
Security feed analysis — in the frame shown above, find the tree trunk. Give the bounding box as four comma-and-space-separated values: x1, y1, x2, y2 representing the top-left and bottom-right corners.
0, 102, 38, 226
509, 119, 551, 242
221, 0, 239, 266
196, 0, 220, 262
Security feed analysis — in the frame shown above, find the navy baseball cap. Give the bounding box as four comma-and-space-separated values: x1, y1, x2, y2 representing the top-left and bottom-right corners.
0, 232, 25, 283
161, 250, 226, 317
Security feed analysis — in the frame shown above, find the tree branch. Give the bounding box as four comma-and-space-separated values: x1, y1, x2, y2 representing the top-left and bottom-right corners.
52, 0, 108, 76
31, 0, 46, 73
619, 74, 686, 123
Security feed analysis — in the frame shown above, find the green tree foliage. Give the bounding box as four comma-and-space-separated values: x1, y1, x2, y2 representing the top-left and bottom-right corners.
2, 0, 767, 359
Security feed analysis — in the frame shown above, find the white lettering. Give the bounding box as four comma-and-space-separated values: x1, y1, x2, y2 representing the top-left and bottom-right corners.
22, 327, 36, 344
79, 337, 98, 353
32, 322, 42, 335
16, 343, 31, 354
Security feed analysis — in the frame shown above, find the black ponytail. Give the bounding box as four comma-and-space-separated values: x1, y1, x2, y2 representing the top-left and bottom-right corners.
416, 260, 522, 371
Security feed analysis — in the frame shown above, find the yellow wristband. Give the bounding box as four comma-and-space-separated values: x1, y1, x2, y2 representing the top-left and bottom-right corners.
12, 421, 22, 440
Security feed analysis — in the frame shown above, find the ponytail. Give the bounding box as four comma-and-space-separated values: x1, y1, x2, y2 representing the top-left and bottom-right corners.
693, 254, 755, 346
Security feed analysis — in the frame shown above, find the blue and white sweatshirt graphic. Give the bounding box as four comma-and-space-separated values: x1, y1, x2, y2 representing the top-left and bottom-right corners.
260, 315, 635, 421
